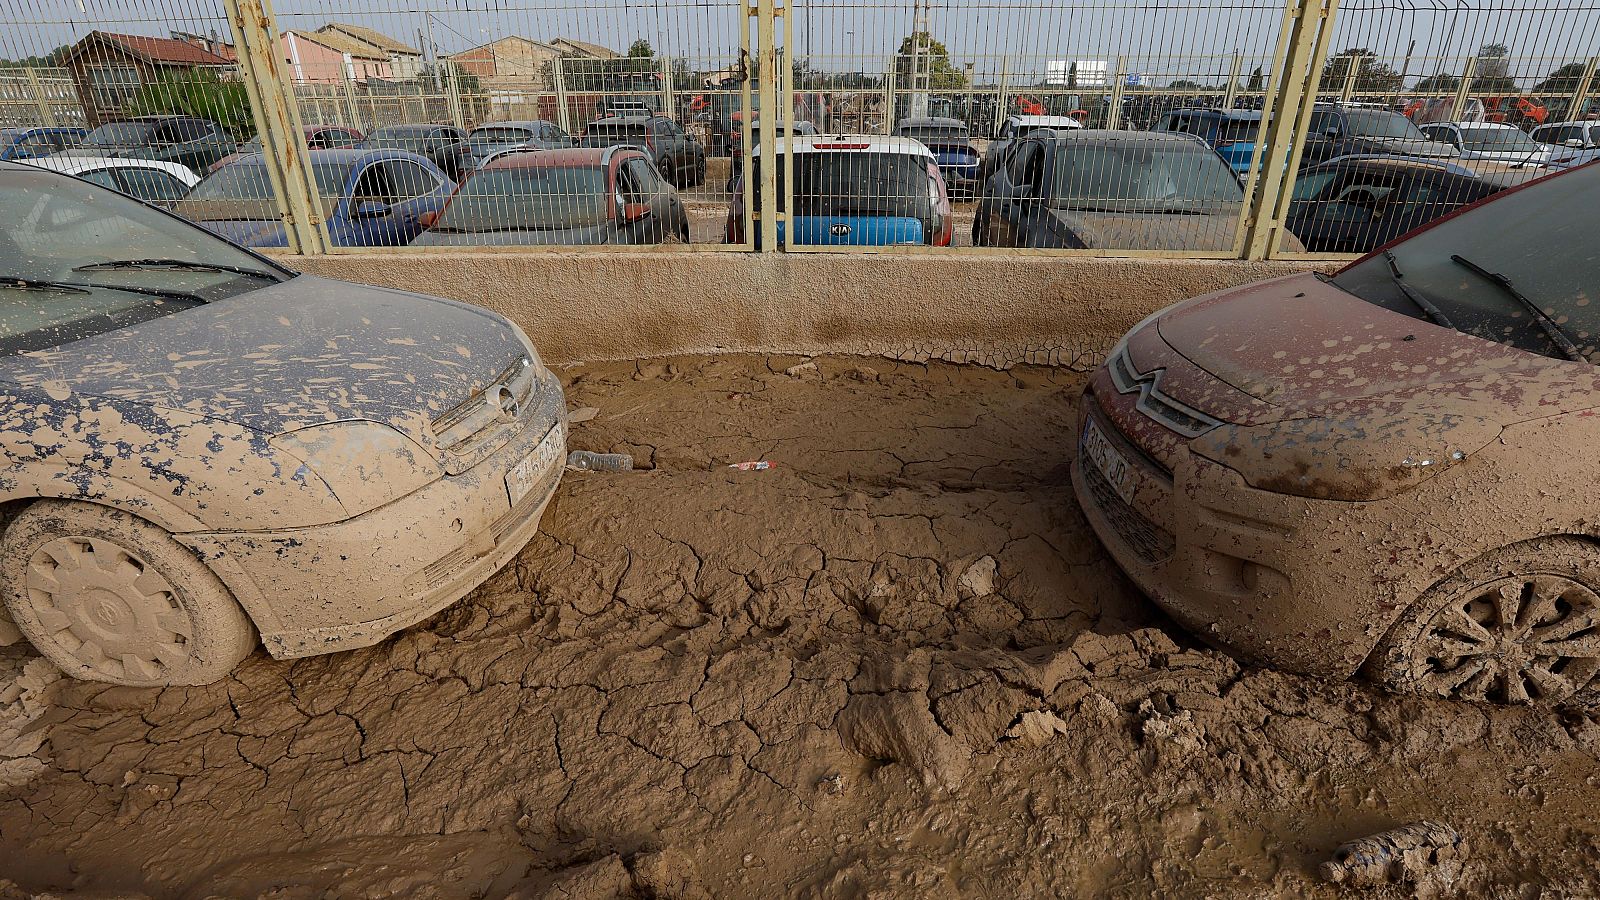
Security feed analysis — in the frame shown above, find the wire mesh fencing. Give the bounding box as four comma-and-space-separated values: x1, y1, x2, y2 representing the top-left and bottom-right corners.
0, 0, 1594, 256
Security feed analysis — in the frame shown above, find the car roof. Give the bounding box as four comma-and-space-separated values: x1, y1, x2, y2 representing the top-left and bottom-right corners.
1009, 115, 1085, 127
1435, 120, 1525, 130
1035, 129, 1215, 147
369, 123, 455, 135
750, 134, 936, 158
19, 155, 199, 181
1314, 154, 1478, 177
223, 147, 428, 168
897, 117, 965, 128
470, 120, 553, 132
483, 147, 618, 169
588, 115, 664, 125
1164, 107, 1262, 122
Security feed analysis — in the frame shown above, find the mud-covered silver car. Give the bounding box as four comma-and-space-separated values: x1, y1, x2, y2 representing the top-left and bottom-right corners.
0, 160, 566, 686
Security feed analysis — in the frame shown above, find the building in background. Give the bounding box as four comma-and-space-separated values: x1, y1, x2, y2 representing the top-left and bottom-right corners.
316, 23, 422, 80
63, 31, 233, 126
549, 38, 619, 60
284, 29, 392, 84
449, 36, 563, 87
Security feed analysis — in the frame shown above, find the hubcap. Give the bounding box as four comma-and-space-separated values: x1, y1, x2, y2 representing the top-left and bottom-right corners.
1411, 574, 1600, 704
24, 537, 191, 682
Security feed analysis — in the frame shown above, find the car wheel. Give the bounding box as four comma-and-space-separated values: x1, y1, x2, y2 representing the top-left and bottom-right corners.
2, 500, 257, 686
659, 158, 678, 187
1367, 536, 1600, 705
693, 157, 707, 187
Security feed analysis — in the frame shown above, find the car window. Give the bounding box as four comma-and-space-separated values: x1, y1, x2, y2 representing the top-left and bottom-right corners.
115, 167, 189, 203
351, 162, 392, 203
383, 161, 438, 200
1291, 168, 1340, 201
13, 133, 55, 155
76, 168, 119, 189
622, 158, 657, 198
1308, 110, 1340, 135
159, 120, 211, 143
1006, 141, 1039, 185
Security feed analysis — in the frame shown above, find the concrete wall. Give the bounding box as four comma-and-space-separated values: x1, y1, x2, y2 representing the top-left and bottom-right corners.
280, 250, 1327, 369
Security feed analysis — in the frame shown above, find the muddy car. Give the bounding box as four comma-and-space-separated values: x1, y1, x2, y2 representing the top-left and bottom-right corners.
0, 160, 566, 686
1075, 161, 1600, 707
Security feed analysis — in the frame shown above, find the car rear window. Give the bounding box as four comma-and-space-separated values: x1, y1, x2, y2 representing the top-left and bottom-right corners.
754, 152, 933, 218
469, 127, 535, 146
580, 124, 648, 145
433, 166, 611, 232
82, 122, 159, 147
1343, 109, 1427, 140
1048, 141, 1243, 211
1215, 119, 1261, 143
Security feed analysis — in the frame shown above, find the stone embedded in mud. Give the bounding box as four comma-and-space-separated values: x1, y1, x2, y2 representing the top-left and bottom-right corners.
835, 692, 972, 790
1004, 710, 1072, 747
957, 556, 998, 597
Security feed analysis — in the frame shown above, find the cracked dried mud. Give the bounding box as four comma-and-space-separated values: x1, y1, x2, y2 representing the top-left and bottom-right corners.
3, 354, 1600, 898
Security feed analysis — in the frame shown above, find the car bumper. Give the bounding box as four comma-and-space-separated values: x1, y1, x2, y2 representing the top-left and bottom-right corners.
183, 370, 568, 659
1070, 388, 1425, 678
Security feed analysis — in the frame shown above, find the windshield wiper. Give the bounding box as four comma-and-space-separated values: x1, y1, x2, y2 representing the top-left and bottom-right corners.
1449, 253, 1584, 362
2, 278, 91, 295
74, 258, 279, 281
1382, 250, 1453, 328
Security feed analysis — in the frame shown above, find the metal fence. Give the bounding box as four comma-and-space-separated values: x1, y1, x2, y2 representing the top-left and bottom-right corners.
0, 0, 1594, 258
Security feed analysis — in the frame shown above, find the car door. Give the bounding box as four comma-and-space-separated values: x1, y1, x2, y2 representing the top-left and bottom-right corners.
618, 155, 672, 243
380, 159, 446, 244
113, 166, 191, 207
988, 138, 1045, 246
345, 160, 400, 246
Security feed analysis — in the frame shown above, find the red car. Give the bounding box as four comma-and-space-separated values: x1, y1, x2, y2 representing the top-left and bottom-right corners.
1076, 162, 1600, 707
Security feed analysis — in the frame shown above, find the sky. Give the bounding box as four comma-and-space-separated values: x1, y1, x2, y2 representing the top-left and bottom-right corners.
2, 0, 1597, 87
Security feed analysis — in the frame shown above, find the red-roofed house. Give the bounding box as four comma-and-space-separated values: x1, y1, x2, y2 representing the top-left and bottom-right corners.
64, 31, 234, 126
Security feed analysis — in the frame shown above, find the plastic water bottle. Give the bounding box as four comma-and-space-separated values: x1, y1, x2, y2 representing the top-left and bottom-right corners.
567, 451, 633, 472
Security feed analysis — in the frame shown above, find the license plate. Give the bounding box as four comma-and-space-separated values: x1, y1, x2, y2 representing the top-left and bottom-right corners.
1081, 418, 1137, 505
506, 424, 563, 505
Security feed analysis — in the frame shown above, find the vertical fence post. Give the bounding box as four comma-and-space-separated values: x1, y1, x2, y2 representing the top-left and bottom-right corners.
754, 0, 780, 251
995, 55, 1009, 138
1570, 57, 1598, 121
882, 62, 896, 134
661, 55, 674, 118
224, 0, 329, 254
339, 67, 363, 132
1451, 57, 1478, 121
1340, 53, 1361, 102
444, 59, 465, 129
23, 69, 57, 126
1222, 53, 1243, 110
1106, 56, 1126, 129
553, 56, 571, 134
1242, 0, 1340, 260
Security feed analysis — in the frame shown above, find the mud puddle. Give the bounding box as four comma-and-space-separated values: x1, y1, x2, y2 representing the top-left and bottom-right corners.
2, 354, 1599, 898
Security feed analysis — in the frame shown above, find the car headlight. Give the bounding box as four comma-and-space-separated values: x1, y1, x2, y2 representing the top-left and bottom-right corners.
1190, 411, 1502, 501
505, 320, 547, 376
270, 421, 443, 518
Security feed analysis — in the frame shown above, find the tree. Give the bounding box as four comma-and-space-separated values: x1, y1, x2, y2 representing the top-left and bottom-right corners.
1246, 66, 1264, 93
1413, 73, 1461, 94
894, 32, 968, 89
1471, 42, 1518, 94
1534, 62, 1589, 96
1, 45, 69, 68
1322, 48, 1404, 94
1167, 79, 1213, 91
628, 39, 654, 60
123, 70, 252, 139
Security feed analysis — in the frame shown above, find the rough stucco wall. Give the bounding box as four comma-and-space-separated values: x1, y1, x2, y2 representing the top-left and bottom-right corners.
279, 250, 1326, 369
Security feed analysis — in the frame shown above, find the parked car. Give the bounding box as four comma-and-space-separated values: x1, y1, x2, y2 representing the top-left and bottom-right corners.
726, 135, 952, 248
979, 114, 1084, 180
1531, 120, 1600, 169
361, 124, 473, 182
1073, 159, 1600, 707
578, 115, 706, 188
0, 159, 566, 686
893, 117, 982, 197
465, 120, 574, 168
413, 147, 688, 246
1283, 157, 1514, 254
1301, 104, 1458, 168
974, 131, 1260, 251
61, 116, 237, 174
1417, 121, 1554, 165
0, 126, 87, 161
1153, 108, 1265, 175
20, 156, 198, 206
726, 120, 819, 192
209, 124, 364, 172
174, 149, 453, 248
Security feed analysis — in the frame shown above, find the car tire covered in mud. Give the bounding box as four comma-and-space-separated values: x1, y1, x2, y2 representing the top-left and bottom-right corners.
1, 500, 257, 686
1367, 536, 1600, 706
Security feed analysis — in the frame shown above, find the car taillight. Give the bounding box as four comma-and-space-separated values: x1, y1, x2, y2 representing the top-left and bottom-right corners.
927, 162, 952, 247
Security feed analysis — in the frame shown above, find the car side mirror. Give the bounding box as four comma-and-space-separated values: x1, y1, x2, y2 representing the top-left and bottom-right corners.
1566, 138, 1587, 148
416, 210, 438, 228
353, 200, 390, 219
619, 202, 652, 224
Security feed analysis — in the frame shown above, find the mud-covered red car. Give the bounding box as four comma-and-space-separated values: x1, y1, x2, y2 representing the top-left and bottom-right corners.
0, 160, 566, 686
1075, 160, 1600, 707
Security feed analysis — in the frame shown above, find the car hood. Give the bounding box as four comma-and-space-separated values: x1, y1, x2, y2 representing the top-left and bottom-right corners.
0, 275, 530, 449
1353, 136, 1459, 158
1150, 272, 1584, 425
1049, 207, 1241, 251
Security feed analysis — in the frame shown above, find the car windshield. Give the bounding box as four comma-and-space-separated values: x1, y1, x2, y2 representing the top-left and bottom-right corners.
82, 122, 158, 148
179, 160, 353, 221
753, 152, 933, 218
1048, 141, 1244, 212
365, 128, 432, 149
1459, 127, 1540, 152
433, 166, 610, 232
900, 126, 968, 143
0, 169, 285, 354
1344, 110, 1427, 140
469, 127, 534, 147
1333, 165, 1596, 361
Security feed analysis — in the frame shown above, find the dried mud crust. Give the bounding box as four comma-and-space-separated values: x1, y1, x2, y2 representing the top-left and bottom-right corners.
2, 354, 1600, 898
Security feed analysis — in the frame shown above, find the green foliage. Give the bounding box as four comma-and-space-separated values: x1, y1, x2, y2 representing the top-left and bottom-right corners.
122, 70, 252, 139
628, 39, 654, 60
0, 45, 69, 68
1323, 48, 1404, 94
1246, 66, 1264, 92
1534, 62, 1589, 95
895, 32, 968, 89
1412, 73, 1461, 94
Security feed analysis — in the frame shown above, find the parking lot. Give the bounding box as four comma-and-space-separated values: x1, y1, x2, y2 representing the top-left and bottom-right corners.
4, 354, 1600, 897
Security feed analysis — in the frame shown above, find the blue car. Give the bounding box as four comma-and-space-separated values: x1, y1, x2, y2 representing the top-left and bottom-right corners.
894, 117, 982, 196
0, 126, 88, 161
174, 148, 454, 248
1153, 108, 1264, 175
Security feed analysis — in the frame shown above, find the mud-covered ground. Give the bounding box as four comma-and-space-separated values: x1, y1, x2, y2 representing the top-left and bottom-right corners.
3, 354, 1600, 899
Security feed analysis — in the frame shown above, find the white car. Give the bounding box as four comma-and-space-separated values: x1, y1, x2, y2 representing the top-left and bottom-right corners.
20, 156, 199, 205
1531, 119, 1600, 169
981, 114, 1085, 179
1418, 121, 1554, 165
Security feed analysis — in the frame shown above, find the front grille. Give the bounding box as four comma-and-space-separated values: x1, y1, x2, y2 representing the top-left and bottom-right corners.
1082, 458, 1176, 565
431, 356, 539, 463
420, 426, 563, 590
1107, 348, 1223, 439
